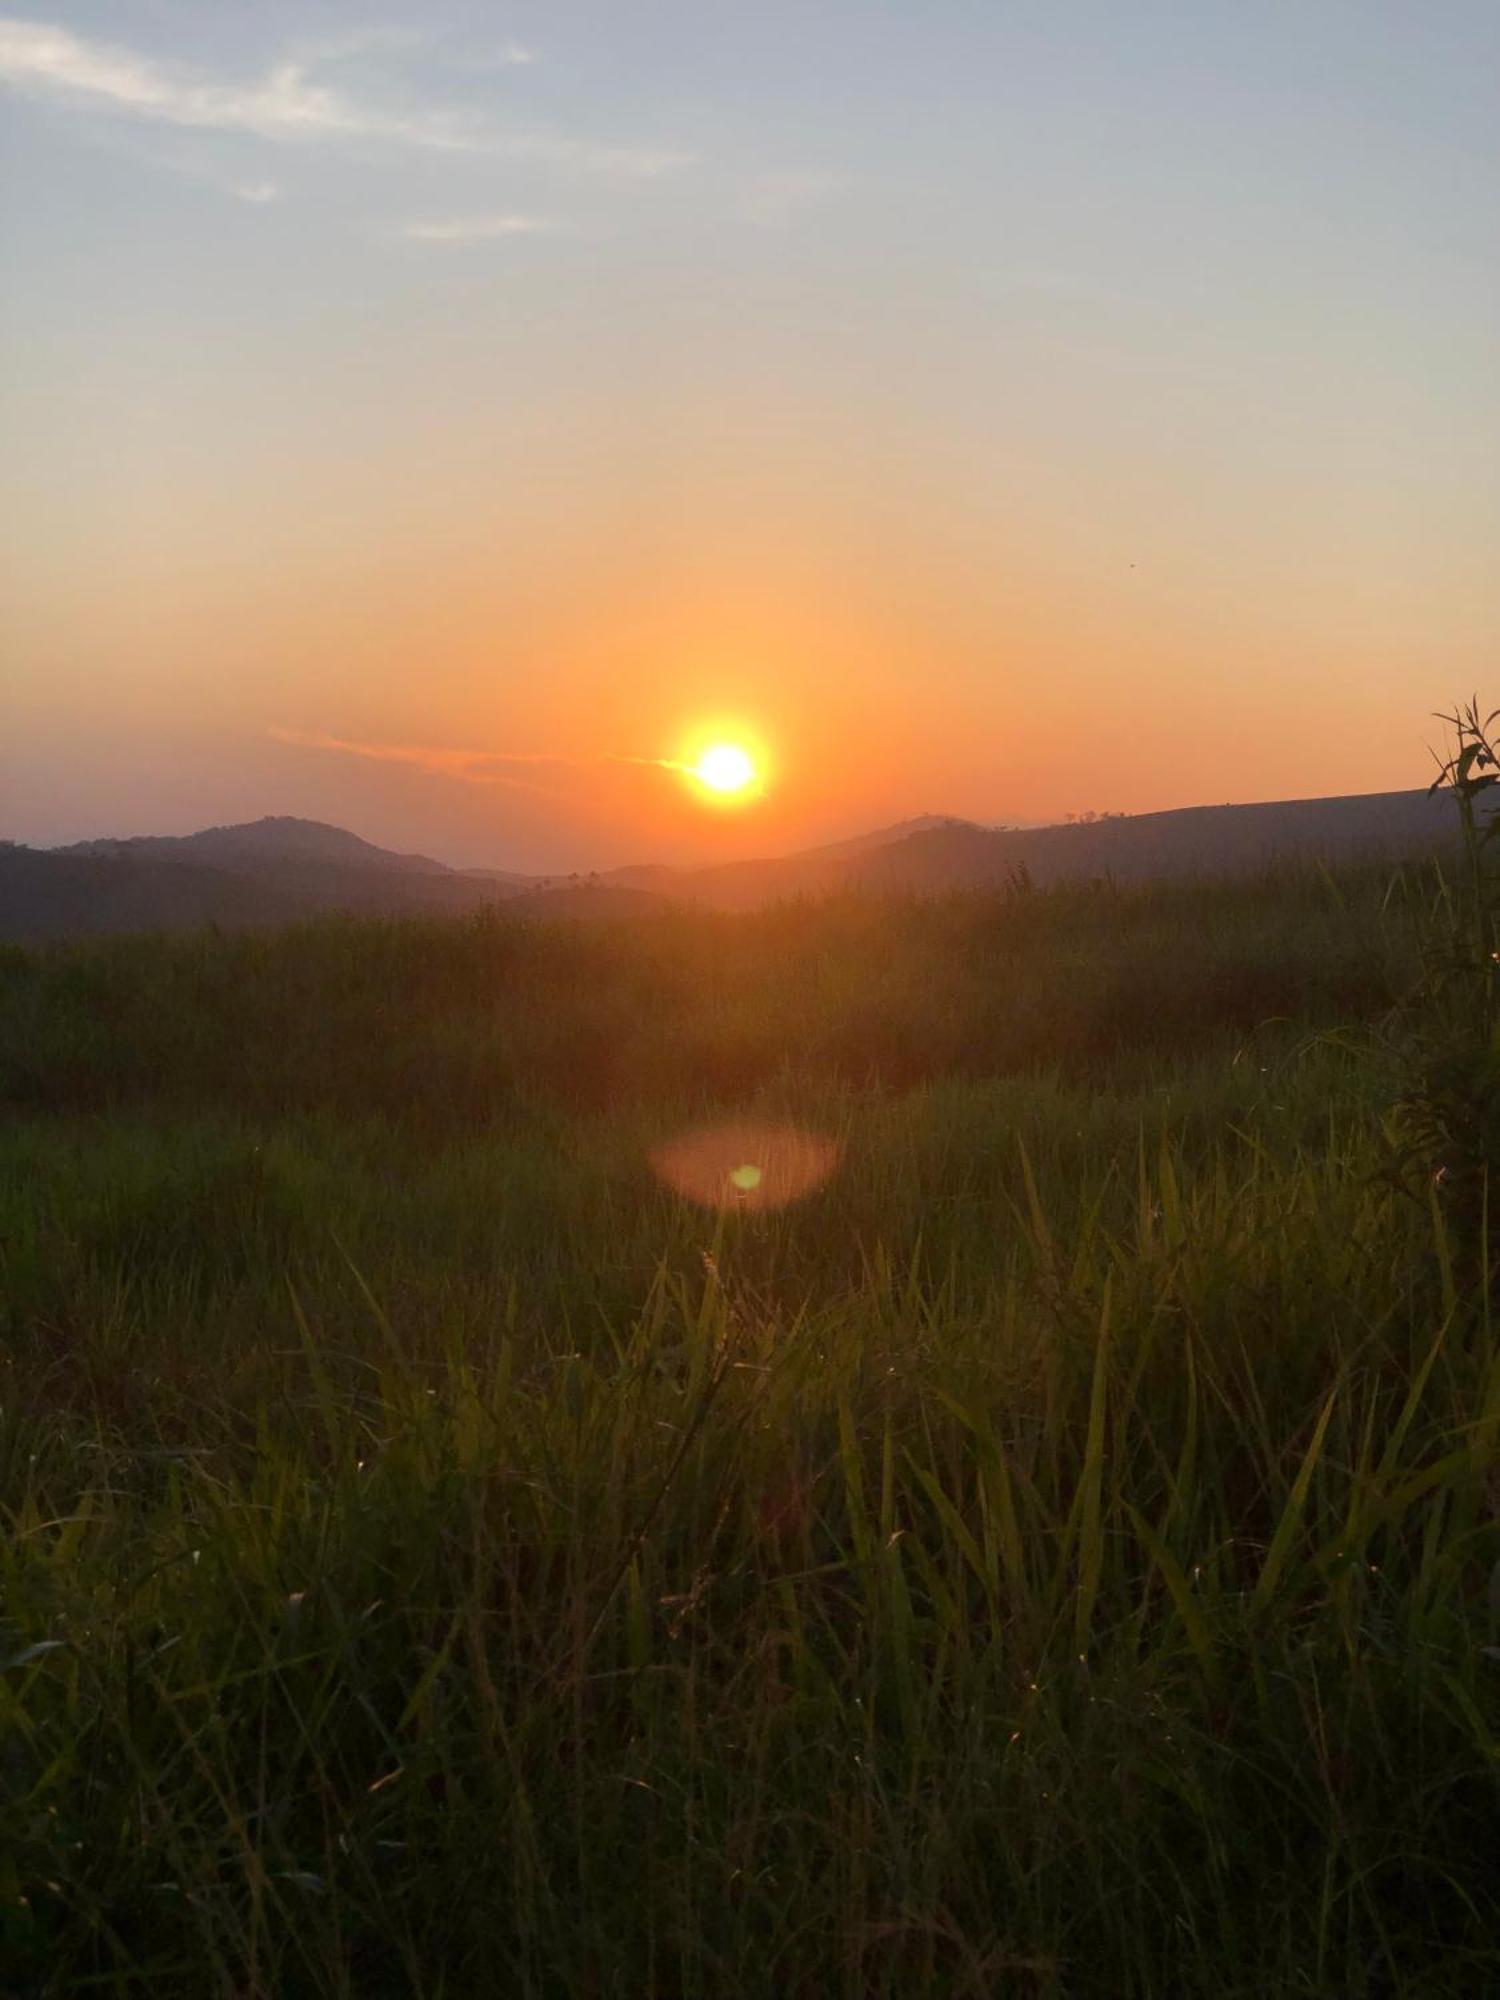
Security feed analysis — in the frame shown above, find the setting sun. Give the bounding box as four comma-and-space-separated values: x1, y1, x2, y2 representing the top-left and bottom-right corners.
691, 743, 758, 797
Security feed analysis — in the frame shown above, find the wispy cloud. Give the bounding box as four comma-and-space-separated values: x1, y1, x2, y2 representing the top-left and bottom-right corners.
398, 213, 556, 243
234, 179, 278, 205
0, 17, 686, 175
272, 729, 582, 802
272, 727, 692, 791
0, 18, 461, 147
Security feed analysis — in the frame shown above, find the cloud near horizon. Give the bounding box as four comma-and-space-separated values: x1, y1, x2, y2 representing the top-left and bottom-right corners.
271, 728, 694, 796
0, 16, 687, 176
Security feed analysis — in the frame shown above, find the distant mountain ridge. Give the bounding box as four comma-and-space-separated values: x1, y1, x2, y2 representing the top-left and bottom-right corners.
585, 790, 1469, 912
789, 814, 988, 863
2, 816, 539, 941
60, 815, 456, 877
841, 788, 1470, 897
0, 789, 1475, 942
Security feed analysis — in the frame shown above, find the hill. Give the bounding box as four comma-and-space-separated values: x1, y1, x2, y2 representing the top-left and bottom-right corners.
0, 844, 306, 942
0, 817, 535, 943
609, 788, 1465, 910
0, 788, 1475, 940
58, 814, 454, 876
849, 786, 1467, 894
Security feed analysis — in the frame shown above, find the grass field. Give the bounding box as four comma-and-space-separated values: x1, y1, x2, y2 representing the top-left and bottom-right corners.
2, 859, 1498, 1995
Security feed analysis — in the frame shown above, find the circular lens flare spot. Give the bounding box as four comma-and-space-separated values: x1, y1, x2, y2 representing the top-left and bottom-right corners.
693, 743, 757, 794
650, 1121, 840, 1212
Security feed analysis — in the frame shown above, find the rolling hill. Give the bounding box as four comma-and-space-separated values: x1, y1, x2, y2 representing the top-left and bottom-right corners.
0, 788, 1473, 942
592, 788, 1467, 910
58, 816, 456, 877
0, 818, 534, 942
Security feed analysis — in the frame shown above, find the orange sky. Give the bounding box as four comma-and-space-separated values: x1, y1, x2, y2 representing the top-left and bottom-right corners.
3, 5, 1497, 869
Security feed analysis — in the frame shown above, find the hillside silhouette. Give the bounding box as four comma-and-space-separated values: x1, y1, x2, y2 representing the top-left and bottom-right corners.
0, 788, 1470, 941
59, 815, 455, 876
589, 787, 1466, 909
0, 818, 531, 941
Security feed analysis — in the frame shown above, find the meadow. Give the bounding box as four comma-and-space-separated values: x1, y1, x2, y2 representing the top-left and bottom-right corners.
2, 857, 1498, 1996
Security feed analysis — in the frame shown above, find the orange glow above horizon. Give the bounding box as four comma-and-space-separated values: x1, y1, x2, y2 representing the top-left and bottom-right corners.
3, 8, 1497, 868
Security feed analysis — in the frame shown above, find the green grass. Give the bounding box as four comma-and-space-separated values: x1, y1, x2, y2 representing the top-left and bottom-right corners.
2, 863, 1497, 1995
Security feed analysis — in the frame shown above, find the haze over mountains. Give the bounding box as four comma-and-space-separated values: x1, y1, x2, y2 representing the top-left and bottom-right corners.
0, 789, 1469, 943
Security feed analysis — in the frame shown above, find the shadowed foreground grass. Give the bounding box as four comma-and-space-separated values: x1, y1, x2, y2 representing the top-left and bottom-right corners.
1, 868, 1497, 1995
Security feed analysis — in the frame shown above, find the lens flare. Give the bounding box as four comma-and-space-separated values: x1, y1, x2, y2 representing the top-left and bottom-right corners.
649, 1121, 840, 1213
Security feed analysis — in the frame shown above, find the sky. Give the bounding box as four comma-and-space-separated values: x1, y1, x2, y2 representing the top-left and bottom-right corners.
2, 2, 1497, 870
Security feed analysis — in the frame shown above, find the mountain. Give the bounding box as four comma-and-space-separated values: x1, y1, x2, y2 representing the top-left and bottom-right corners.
580, 790, 1467, 911
60, 815, 454, 876
0, 817, 537, 943
0, 789, 1475, 943
845, 789, 1468, 896
0, 844, 311, 942
790, 814, 991, 863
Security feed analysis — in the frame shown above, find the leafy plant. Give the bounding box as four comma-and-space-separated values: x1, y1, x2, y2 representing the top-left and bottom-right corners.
1390, 699, 1500, 1244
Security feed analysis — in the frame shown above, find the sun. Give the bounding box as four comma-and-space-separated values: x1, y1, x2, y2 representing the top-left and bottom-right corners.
692, 742, 758, 796
675, 725, 767, 807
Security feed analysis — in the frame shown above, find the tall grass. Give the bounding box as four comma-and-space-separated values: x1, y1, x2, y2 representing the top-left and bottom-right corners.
1, 861, 1497, 1995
